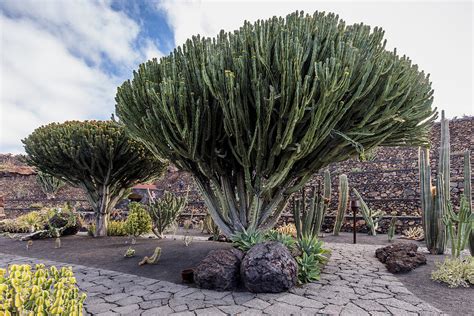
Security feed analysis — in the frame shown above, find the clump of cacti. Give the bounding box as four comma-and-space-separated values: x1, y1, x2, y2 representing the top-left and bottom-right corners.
148, 190, 187, 239
353, 188, 384, 236
333, 174, 349, 236
293, 170, 331, 239
36, 171, 64, 199
444, 195, 473, 258
419, 110, 460, 255
388, 217, 397, 242
0, 264, 86, 315
139, 247, 162, 266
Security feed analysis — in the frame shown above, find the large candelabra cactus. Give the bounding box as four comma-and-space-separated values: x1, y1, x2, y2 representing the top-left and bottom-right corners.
419, 111, 450, 254
116, 11, 436, 236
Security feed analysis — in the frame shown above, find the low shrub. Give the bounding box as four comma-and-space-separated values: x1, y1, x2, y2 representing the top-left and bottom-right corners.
88, 221, 127, 237
124, 202, 152, 237
276, 223, 297, 237
0, 264, 86, 315
431, 257, 474, 288
0, 218, 29, 234
18, 211, 46, 232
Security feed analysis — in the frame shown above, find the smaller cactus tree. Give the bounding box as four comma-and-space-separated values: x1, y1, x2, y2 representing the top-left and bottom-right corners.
419, 110, 451, 254
293, 170, 331, 239
333, 174, 349, 236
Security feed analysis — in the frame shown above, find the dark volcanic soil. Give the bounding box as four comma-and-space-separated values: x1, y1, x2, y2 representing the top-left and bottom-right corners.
0, 234, 231, 283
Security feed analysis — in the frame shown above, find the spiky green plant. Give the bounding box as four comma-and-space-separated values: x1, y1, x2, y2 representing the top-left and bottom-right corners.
297, 235, 330, 264
294, 170, 331, 239
231, 228, 265, 252
444, 195, 474, 258
419, 111, 452, 254
36, 171, 64, 199
148, 191, 187, 238
265, 230, 296, 250
333, 174, 349, 236
116, 11, 436, 236
353, 188, 384, 235
22, 121, 167, 236
203, 213, 220, 241
296, 252, 321, 284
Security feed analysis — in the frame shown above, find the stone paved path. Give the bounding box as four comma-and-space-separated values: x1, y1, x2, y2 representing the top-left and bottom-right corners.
0, 243, 444, 315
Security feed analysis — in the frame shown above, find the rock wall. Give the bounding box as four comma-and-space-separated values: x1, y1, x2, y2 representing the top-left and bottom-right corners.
1, 117, 472, 233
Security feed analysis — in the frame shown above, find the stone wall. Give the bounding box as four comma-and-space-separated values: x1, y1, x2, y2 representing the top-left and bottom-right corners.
1, 117, 472, 233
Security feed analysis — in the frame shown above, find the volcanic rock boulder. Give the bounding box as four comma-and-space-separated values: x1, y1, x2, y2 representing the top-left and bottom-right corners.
241, 241, 297, 293
375, 242, 426, 273
194, 248, 244, 291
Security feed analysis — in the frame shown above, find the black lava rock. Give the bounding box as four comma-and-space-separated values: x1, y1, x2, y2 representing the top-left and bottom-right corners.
375, 242, 426, 273
241, 241, 297, 293
194, 248, 244, 291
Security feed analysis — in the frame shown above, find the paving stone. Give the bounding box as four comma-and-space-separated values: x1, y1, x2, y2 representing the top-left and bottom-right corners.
379, 298, 420, 312
243, 298, 271, 309
144, 291, 172, 300
217, 304, 247, 314
139, 299, 167, 310
87, 303, 118, 314
276, 294, 324, 309
103, 293, 129, 303
112, 304, 140, 314
195, 307, 226, 316
141, 305, 174, 316
354, 299, 388, 312
263, 302, 301, 315
170, 312, 195, 316
115, 295, 143, 306
341, 302, 370, 316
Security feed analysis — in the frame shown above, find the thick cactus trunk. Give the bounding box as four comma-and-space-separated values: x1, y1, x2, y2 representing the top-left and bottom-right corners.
333, 174, 349, 236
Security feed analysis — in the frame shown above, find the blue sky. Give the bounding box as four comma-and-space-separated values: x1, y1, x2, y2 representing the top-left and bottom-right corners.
0, 0, 472, 153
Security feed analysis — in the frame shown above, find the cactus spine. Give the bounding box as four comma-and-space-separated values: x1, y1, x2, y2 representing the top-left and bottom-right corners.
419, 110, 451, 254
294, 170, 331, 239
333, 174, 349, 236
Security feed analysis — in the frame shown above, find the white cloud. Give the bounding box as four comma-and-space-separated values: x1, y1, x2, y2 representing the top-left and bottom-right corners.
158, 0, 473, 118
0, 0, 166, 153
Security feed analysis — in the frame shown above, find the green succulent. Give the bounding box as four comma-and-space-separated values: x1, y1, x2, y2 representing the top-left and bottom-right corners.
296, 252, 321, 284
231, 229, 265, 252
124, 202, 152, 237
265, 230, 296, 250
297, 236, 330, 264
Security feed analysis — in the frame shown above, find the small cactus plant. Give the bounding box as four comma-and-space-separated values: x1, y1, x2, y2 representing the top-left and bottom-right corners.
388, 217, 397, 242
444, 195, 473, 258
353, 188, 384, 236
333, 174, 349, 236
293, 170, 331, 239
139, 247, 162, 265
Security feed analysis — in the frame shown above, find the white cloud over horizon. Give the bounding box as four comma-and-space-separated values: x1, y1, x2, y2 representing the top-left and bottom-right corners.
0, 0, 165, 154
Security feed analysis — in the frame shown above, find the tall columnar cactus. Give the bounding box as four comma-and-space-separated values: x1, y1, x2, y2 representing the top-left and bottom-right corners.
116, 11, 436, 236
36, 171, 64, 199
333, 174, 349, 236
353, 188, 384, 235
22, 121, 167, 236
465, 151, 474, 256
294, 170, 331, 239
419, 110, 451, 254
148, 190, 187, 238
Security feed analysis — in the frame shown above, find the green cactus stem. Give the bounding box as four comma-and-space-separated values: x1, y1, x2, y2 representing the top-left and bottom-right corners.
294, 170, 331, 239
388, 217, 397, 242
333, 174, 349, 236
148, 190, 187, 239
444, 195, 473, 258
353, 188, 384, 236
139, 247, 162, 265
